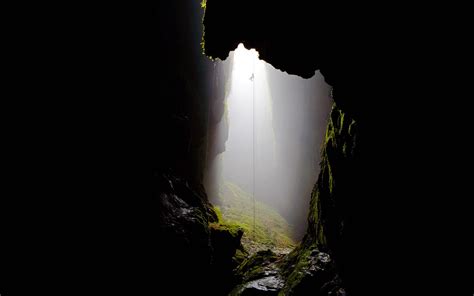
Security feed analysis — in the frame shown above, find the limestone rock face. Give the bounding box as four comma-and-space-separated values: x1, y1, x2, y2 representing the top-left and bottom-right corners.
157, 173, 243, 295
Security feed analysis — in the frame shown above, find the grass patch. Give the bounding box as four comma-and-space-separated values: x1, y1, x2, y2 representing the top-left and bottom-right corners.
216, 181, 295, 254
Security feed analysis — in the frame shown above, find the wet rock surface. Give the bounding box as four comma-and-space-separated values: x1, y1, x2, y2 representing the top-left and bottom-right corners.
235, 276, 284, 295
231, 250, 284, 295
157, 173, 214, 294
157, 173, 244, 295
230, 247, 344, 296
279, 244, 343, 296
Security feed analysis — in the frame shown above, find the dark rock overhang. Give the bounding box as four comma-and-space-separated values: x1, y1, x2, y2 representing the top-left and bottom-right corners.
202, 0, 333, 80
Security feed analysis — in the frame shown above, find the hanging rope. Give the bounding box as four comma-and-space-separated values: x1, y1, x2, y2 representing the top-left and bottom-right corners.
252, 54, 256, 240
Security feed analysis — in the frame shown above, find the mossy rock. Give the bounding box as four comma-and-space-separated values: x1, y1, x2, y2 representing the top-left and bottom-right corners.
233, 249, 248, 266
209, 222, 244, 262
209, 222, 244, 239
230, 249, 284, 295
235, 249, 280, 282
230, 246, 341, 295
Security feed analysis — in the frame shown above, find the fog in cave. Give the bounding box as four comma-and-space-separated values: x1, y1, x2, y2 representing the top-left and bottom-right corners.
205, 44, 332, 241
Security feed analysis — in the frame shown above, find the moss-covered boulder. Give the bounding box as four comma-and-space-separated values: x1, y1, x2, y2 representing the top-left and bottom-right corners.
230, 250, 284, 295
209, 222, 245, 277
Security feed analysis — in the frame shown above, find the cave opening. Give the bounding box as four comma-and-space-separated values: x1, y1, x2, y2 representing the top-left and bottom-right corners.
154, 2, 471, 295
204, 43, 332, 255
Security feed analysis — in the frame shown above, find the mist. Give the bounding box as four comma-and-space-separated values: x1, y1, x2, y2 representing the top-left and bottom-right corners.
205, 44, 331, 241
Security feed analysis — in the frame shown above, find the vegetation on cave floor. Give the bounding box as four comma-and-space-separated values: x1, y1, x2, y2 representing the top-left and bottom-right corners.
214, 181, 296, 255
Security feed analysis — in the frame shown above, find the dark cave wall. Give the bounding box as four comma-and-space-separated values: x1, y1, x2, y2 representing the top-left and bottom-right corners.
156, 2, 242, 295
157, 0, 215, 184
203, 1, 472, 294
203, 56, 233, 202
306, 104, 358, 252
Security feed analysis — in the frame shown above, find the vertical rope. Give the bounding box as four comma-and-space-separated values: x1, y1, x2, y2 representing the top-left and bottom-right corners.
252, 54, 256, 240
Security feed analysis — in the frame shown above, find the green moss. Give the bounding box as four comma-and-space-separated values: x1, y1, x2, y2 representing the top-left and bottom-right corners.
324, 119, 335, 146
209, 222, 243, 238
308, 184, 326, 248
308, 103, 357, 249
217, 182, 295, 253
235, 249, 279, 281
327, 161, 334, 194
233, 249, 248, 266
338, 111, 345, 134
278, 243, 317, 295
214, 206, 223, 222
200, 1, 208, 55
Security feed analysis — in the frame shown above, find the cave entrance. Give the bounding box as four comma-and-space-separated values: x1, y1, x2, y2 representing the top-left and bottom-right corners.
204, 43, 331, 255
